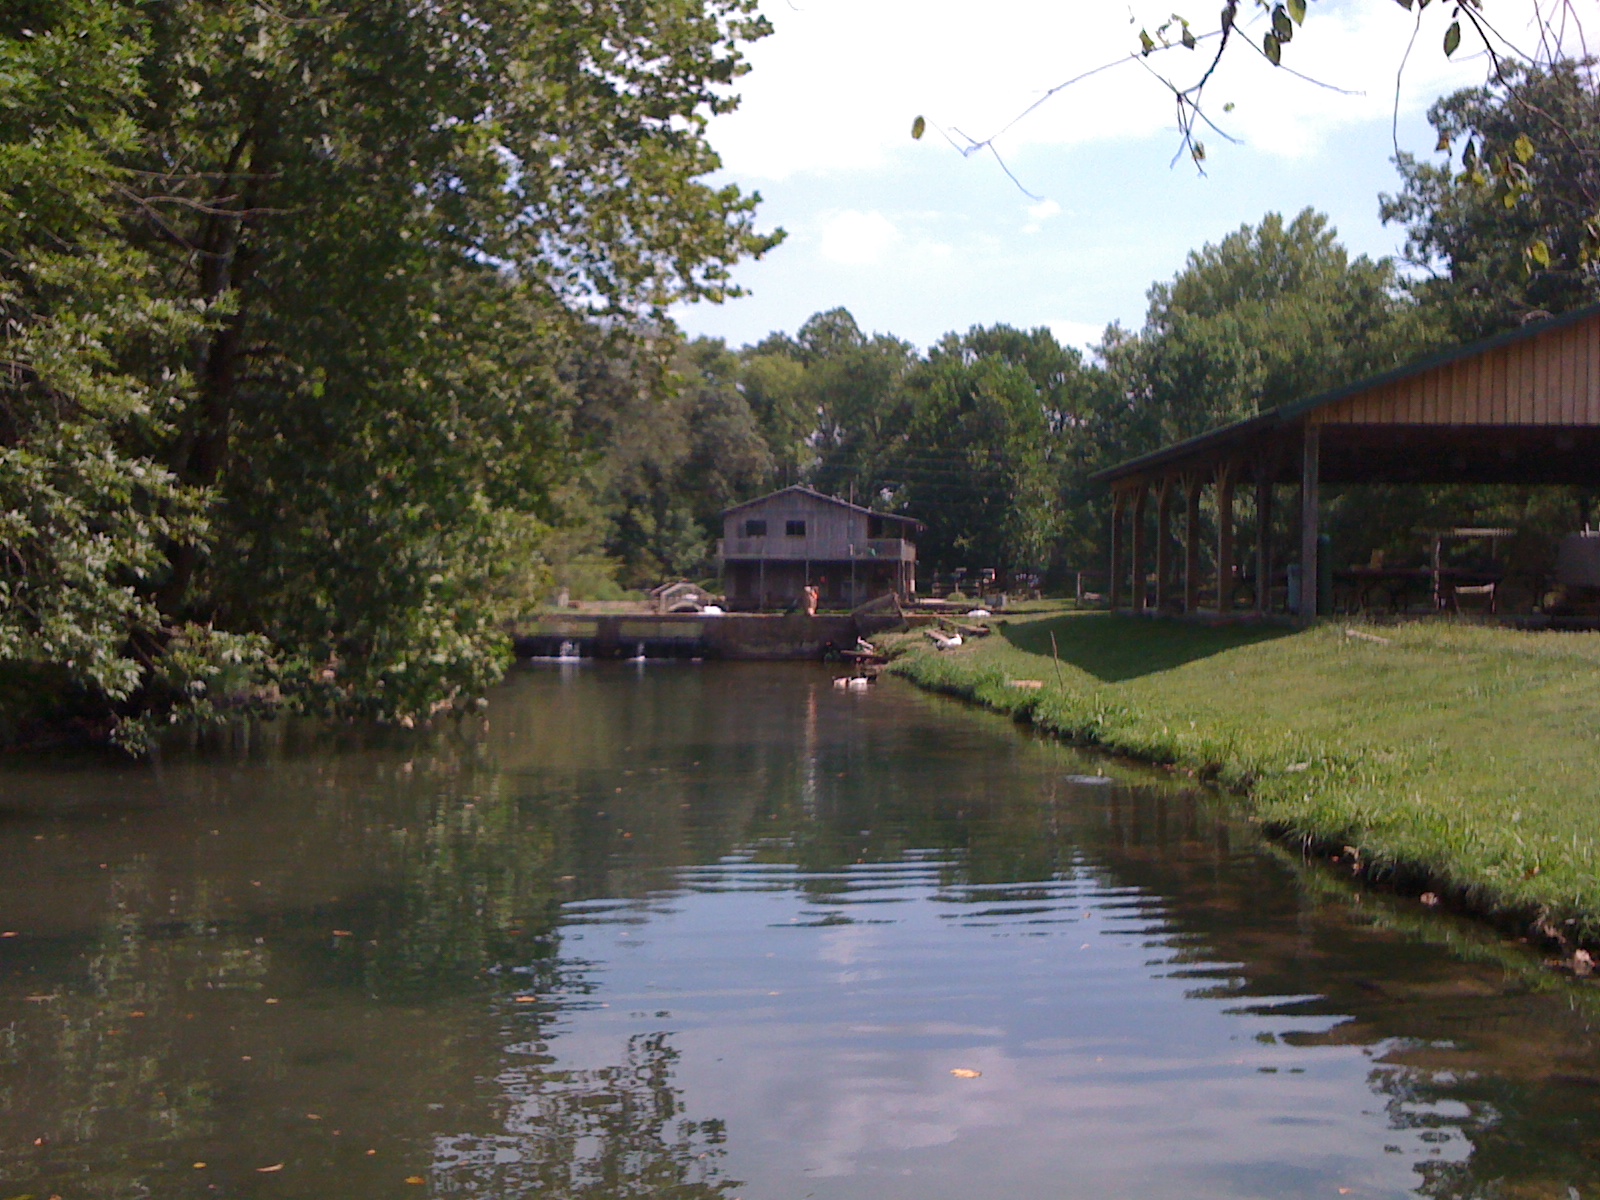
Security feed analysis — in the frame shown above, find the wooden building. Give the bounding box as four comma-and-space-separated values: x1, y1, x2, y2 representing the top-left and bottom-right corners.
718, 486, 921, 611
1090, 303, 1600, 619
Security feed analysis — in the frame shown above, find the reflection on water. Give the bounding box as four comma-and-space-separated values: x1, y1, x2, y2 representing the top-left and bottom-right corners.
1, 663, 1598, 1199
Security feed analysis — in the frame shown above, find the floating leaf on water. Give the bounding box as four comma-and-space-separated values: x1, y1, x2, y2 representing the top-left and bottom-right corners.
192, 1163, 207, 1170
256, 1163, 284, 1173
405, 1177, 427, 1186
950, 1068, 982, 1079
332, 930, 353, 937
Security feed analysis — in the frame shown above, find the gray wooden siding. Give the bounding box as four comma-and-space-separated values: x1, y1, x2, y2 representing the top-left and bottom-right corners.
721, 492, 914, 562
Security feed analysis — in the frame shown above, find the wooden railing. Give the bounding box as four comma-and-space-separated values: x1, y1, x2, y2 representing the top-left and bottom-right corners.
717, 537, 914, 561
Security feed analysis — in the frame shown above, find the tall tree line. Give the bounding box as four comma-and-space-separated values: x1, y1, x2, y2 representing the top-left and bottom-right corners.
566, 60, 1598, 597
0, 0, 775, 745
3, 17, 1596, 746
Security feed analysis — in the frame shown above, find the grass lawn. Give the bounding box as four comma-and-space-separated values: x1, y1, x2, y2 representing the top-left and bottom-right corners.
889, 611, 1600, 942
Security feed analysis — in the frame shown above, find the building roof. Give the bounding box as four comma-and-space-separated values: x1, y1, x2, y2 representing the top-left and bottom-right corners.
720, 485, 924, 530
1090, 300, 1600, 488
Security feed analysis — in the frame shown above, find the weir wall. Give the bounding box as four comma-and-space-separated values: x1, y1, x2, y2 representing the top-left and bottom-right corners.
512, 613, 884, 660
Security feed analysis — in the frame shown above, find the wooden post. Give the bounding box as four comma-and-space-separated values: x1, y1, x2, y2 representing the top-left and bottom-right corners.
1183, 473, 1203, 614
1154, 477, 1174, 612
1300, 422, 1321, 620
1215, 461, 1237, 614
1109, 490, 1127, 610
1255, 474, 1273, 615
1130, 485, 1148, 613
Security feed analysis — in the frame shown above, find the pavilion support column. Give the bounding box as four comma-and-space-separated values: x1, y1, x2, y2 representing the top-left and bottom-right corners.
1154, 477, 1174, 612
1109, 490, 1128, 611
1254, 474, 1274, 615
1130, 485, 1149, 613
1215, 461, 1238, 615
1182, 473, 1203, 614
1299, 422, 1321, 621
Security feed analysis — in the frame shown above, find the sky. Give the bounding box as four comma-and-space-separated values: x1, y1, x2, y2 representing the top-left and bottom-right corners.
668, 0, 1512, 353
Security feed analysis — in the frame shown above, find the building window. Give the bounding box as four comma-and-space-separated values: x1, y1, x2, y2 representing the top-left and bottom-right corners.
786, 519, 807, 537
744, 519, 767, 537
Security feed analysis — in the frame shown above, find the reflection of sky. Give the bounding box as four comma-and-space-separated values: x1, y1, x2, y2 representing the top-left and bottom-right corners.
538, 857, 1463, 1200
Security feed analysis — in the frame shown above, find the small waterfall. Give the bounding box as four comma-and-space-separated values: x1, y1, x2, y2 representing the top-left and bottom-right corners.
628, 642, 647, 663
557, 640, 580, 661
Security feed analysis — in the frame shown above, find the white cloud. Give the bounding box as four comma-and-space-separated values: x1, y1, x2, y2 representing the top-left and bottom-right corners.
1023, 198, 1061, 234
819, 210, 900, 265
708, 0, 1506, 181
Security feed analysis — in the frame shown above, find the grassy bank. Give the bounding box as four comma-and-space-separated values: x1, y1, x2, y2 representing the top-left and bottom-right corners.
889, 612, 1600, 946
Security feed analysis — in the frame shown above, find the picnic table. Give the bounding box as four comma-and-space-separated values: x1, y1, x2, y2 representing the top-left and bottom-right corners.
1336, 528, 1514, 614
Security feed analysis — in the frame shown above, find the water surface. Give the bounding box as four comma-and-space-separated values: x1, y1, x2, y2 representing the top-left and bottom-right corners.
2, 663, 1598, 1199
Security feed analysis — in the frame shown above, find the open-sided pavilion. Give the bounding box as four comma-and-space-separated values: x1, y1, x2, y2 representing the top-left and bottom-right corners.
1090, 302, 1600, 619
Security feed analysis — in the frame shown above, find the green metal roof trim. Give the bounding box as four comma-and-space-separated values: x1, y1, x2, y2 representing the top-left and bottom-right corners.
1090, 300, 1600, 486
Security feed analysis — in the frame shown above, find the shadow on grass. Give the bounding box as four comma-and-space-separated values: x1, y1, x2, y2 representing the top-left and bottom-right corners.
1001, 612, 1295, 683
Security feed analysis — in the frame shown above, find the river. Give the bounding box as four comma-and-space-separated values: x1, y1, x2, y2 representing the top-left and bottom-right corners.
1, 663, 1597, 1199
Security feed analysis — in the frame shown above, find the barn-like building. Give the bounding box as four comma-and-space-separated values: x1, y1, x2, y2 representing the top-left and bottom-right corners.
717, 486, 920, 611
1092, 303, 1600, 619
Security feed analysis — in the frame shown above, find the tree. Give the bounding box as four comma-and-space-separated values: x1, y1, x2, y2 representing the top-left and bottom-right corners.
886, 329, 1063, 576
1096, 210, 1428, 459
786, 308, 917, 501
678, 339, 777, 532
1383, 60, 1600, 341
738, 350, 814, 486
0, 0, 781, 741
0, 0, 227, 741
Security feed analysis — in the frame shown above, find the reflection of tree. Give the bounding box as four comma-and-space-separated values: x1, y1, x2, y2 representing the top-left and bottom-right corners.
353, 777, 568, 996
12, 666, 1600, 1200
434, 1033, 739, 1200
0, 864, 251, 1197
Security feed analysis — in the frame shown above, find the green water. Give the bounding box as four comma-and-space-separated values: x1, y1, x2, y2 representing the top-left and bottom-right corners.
1, 662, 1598, 1199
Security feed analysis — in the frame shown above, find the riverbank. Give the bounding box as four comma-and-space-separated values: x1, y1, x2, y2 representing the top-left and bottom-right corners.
888, 611, 1600, 952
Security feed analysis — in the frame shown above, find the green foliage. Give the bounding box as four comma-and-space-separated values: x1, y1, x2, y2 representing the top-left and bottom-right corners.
884, 327, 1079, 573
567, 333, 775, 589
0, 0, 209, 704
1382, 60, 1600, 340
789, 308, 918, 499
0, 0, 780, 742
1094, 210, 1424, 471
